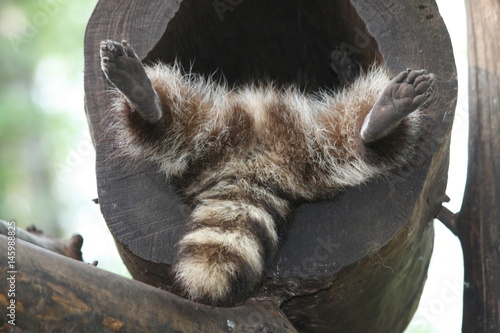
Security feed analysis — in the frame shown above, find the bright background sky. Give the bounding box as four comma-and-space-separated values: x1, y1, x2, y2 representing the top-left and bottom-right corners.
0, 1, 468, 331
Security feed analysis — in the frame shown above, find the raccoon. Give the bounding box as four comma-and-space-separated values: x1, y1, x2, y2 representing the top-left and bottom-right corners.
99, 40, 435, 306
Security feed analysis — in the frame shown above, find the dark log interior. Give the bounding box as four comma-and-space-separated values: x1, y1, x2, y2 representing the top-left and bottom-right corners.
84, 0, 457, 331
144, 0, 382, 91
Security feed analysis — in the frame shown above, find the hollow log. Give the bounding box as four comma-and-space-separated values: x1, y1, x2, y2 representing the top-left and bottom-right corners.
83, 0, 457, 331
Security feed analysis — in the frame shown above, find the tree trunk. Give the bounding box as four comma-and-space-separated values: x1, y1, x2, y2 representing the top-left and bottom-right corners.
458, 0, 500, 331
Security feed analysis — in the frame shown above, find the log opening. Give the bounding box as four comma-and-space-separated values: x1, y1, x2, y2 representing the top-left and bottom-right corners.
143, 0, 382, 90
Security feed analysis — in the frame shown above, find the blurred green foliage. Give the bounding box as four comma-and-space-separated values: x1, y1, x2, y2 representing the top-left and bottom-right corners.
0, 0, 97, 235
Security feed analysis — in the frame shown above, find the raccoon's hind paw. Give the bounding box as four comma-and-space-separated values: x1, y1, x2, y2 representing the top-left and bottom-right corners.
330, 46, 358, 86
361, 69, 435, 144
100, 40, 162, 122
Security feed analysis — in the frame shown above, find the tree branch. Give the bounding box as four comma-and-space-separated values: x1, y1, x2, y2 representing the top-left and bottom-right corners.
0, 235, 296, 332
0, 220, 83, 261
436, 205, 458, 236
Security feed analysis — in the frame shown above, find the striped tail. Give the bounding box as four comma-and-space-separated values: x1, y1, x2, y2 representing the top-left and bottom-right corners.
173, 187, 290, 306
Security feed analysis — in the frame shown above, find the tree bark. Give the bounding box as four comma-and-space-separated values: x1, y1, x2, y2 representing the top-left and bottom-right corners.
0, 235, 296, 333
458, 0, 500, 331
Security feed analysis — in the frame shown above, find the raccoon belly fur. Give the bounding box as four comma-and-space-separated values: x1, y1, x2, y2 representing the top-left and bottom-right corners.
108, 63, 422, 306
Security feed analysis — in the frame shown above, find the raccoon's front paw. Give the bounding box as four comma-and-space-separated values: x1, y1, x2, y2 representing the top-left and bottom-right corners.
361, 69, 435, 144
330, 46, 358, 85
100, 40, 161, 122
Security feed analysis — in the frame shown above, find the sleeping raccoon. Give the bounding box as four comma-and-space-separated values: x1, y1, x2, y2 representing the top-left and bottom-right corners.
99, 40, 435, 306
